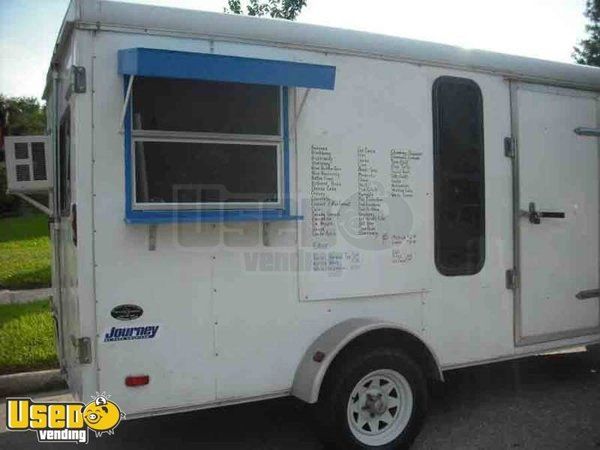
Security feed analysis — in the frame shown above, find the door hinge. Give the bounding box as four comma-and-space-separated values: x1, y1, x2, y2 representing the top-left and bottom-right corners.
71, 336, 92, 364
506, 269, 518, 290
504, 137, 516, 159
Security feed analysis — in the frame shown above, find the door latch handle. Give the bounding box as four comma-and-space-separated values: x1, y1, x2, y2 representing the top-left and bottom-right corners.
576, 289, 600, 300
522, 202, 565, 224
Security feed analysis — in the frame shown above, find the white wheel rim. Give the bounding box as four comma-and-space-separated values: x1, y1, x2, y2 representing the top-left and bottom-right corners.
346, 369, 414, 446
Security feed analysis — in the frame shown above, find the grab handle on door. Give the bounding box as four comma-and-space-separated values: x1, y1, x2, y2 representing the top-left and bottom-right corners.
523, 202, 566, 224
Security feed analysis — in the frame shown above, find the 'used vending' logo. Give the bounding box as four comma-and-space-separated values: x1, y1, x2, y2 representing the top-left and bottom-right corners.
6, 392, 124, 444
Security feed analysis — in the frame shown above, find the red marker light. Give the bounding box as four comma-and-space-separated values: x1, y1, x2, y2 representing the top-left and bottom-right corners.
313, 351, 326, 363
125, 375, 150, 387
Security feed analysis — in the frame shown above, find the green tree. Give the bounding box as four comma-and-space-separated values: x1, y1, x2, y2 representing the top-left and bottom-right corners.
0, 95, 46, 137
574, 0, 600, 66
225, 0, 306, 20
0, 96, 47, 215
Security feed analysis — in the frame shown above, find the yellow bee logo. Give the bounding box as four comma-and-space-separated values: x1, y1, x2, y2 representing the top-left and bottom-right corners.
82, 395, 124, 437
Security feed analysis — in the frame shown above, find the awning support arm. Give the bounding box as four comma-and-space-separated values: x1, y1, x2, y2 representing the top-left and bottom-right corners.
119, 75, 135, 134
295, 88, 311, 122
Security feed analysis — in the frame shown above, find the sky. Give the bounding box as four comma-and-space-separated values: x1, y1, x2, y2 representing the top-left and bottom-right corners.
0, 0, 591, 100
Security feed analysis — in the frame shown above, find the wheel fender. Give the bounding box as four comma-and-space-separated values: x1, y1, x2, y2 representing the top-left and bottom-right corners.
291, 318, 443, 404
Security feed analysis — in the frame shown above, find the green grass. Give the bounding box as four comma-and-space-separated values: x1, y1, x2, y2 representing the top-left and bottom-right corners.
0, 299, 58, 375
0, 214, 51, 290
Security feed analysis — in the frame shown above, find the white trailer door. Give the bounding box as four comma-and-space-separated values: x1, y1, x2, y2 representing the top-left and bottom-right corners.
514, 83, 600, 345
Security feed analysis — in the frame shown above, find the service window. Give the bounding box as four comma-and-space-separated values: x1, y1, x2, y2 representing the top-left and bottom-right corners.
131, 77, 282, 210
433, 76, 485, 276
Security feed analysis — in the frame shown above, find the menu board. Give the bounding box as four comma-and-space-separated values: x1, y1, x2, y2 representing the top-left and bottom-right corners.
298, 140, 431, 301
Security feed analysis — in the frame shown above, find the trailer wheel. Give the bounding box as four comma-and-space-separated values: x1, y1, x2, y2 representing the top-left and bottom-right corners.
316, 347, 428, 449
586, 343, 600, 363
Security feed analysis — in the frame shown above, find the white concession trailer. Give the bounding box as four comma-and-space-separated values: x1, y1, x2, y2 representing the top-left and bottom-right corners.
6, 0, 600, 447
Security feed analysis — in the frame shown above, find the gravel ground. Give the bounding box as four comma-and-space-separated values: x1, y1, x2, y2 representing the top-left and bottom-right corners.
1, 350, 599, 449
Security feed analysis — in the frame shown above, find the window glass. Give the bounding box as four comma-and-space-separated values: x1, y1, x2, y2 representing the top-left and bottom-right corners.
433, 76, 485, 276
31, 142, 47, 181
130, 77, 284, 210
134, 141, 278, 205
132, 77, 280, 135
59, 111, 71, 215
16, 165, 30, 181
15, 143, 28, 159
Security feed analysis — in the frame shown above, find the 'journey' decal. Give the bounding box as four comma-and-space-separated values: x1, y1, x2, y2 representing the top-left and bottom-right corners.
103, 325, 160, 342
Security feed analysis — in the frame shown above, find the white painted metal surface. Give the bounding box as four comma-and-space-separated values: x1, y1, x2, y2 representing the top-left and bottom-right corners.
45, 0, 600, 94
297, 55, 432, 301
52, 32, 85, 400
39, 0, 600, 422
424, 67, 515, 366
515, 83, 600, 343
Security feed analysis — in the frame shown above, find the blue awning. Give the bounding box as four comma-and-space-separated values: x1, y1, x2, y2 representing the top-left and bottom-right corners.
118, 48, 336, 90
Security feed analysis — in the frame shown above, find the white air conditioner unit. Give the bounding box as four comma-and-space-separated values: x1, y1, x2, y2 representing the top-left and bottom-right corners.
4, 135, 52, 193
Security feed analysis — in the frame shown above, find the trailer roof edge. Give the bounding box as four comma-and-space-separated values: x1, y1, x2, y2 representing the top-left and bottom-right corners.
42, 0, 83, 100
45, 0, 600, 95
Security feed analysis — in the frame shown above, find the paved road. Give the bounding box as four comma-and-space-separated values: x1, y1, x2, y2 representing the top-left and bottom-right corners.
1, 350, 599, 449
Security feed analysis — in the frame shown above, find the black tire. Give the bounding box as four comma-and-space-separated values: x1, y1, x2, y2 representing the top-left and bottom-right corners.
315, 347, 428, 450
586, 343, 600, 363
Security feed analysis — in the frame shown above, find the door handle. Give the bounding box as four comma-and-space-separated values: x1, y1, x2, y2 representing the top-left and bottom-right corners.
576, 289, 600, 300
522, 202, 565, 224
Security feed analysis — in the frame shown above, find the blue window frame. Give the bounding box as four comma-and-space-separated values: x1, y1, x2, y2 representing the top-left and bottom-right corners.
119, 48, 336, 224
